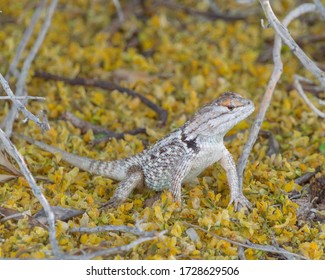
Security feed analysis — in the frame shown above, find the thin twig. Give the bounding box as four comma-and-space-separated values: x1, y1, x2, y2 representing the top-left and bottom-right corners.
184, 222, 307, 259
66, 230, 166, 259
259, 130, 281, 155
0, 96, 45, 100
294, 166, 322, 185
70, 225, 160, 238
155, 0, 246, 21
294, 75, 325, 118
260, 1, 325, 89
5, 0, 47, 81
4, 0, 58, 137
113, 0, 124, 22
60, 111, 146, 139
314, 0, 325, 19
90, 128, 147, 145
0, 74, 49, 132
0, 128, 61, 258
34, 71, 168, 125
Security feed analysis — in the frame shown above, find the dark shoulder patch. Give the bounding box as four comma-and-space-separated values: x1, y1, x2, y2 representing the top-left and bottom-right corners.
181, 132, 199, 152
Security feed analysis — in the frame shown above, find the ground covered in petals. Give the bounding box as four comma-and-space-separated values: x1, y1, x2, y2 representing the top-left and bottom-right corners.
0, 0, 324, 259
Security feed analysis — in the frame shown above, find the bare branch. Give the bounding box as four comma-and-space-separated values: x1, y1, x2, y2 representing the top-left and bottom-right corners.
67, 230, 166, 259
60, 111, 146, 140
70, 225, 161, 238
314, 0, 325, 19
112, 0, 124, 22
0, 129, 61, 258
184, 222, 307, 260
294, 75, 325, 118
5, 0, 47, 81
34, 71, 168, 125
237, 2, 323, 193
260, 1, 325, 89
154, 0, 246, 21
4, 0, 58, 137
0, 74, 49, 132
0, 96, 45, 100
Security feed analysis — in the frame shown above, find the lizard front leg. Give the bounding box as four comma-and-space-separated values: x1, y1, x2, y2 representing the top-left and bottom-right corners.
170, 154, 195, 203
101, 166, 143, 209
219, 147, 251, 210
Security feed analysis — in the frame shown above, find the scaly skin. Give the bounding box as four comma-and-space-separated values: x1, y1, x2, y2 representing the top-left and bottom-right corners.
18, 92, 255, 210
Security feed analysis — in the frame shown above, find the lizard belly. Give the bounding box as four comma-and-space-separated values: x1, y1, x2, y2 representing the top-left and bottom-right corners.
184, 142, 223, 182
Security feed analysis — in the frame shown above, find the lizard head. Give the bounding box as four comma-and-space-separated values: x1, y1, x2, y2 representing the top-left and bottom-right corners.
182, 92, 254, 140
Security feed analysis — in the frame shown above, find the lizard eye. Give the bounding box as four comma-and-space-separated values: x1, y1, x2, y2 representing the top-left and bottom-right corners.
227, 104, 235, 111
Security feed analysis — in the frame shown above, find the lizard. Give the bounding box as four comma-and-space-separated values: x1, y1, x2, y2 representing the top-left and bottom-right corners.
18, 92, 255, 210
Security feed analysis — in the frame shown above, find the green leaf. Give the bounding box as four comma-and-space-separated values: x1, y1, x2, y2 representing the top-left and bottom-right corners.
320, 143, 325, 154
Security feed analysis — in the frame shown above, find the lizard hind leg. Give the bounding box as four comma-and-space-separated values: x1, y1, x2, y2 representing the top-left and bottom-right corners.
100, 166, 144, 209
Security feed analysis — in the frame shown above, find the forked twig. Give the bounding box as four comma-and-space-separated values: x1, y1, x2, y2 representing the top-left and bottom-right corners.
3, 0, 58, 136
0, 74, 49, 132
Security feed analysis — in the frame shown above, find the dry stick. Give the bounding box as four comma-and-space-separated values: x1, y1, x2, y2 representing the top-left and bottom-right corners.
0, 74, 49, 132
260, 1, 325, 89
34, 71, 168, 125
5, 0, 47, 81
154, 0, 246, 21
67, 230, 166, 260
314, 0, 325, 19
60, 111, 146, 139
237, 3, 319, 191
184, 222, 306, 260
155, 0, 246, 21
4, 0, 58, 137
113, 0, 124, 22
294, 75, 325, 118
0, 96, 45, 100
70, 225, 162, 238
0, 129, 61, 258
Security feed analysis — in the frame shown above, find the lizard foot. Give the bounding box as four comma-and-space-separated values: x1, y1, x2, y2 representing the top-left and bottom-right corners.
144, 192, 162, 208
99, 198, 120, 210
228, 195, 252, 211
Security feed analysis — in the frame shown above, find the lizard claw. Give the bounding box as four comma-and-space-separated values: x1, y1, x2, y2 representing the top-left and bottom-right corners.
228, 195, 252, 211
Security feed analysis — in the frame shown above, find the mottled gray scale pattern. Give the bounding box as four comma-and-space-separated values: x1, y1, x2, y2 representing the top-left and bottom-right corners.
136, 130, 190, 190
88, 157, 137, 181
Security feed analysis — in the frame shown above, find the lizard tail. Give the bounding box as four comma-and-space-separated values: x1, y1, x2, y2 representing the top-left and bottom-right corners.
15, 133, 130, 181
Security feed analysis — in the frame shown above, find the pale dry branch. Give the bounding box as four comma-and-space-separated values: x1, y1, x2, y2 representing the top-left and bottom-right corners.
237, 2, 324, 193
0, 74, 49, 132
67, 230, 166, 260
184, 222, 306, 260
314, 0, 325, 19
3, 0, 58, 137
0, 96, 45, 100
0, 129, 61, 258
5, 0, 47, 81
260, 1, 325, 89
294, 75, 325, 118
70, 225, 162, 238
113, 0, 124, 22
